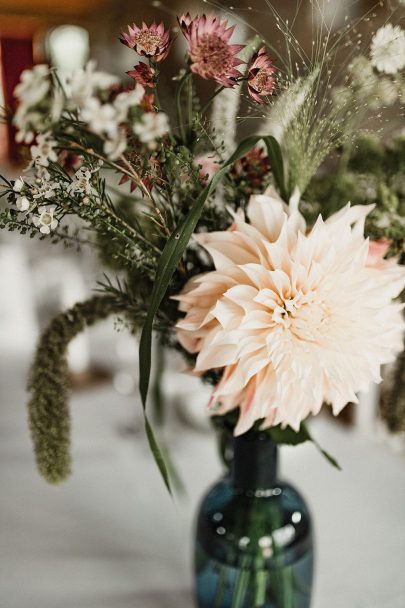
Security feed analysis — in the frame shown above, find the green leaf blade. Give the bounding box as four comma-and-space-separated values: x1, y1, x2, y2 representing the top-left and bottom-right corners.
264, 135, 288, 200
144, 416, 172, 494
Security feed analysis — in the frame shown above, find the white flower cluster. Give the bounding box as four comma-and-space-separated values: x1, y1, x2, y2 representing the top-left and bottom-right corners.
67, 166, 99, 204
13, 172, 60, 234
80, 85, 145, 160
66, 60, 119, 109
11, 155, 102, 234
347, 55, 404, 110
370, 24, 405, 75
13, 65, 56, 143
30, 133, 58, 167
133, 112, 170, 149
77, 75, 170, 156
13, 60, 171, 162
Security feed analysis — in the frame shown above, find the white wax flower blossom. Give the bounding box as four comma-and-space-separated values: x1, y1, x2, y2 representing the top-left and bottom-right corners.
16, 196, 30, 212
174, 189, 405, 435
81, 98, 118, 138
34, 164, 51, 182
31, 177, 59, 201
133, 112, 170, 149
104, 132, 127, 160
32, 206, 58, 234
67, 60, 119, 109
114, 85, 145, 122
13, 178, 25, 193
12, 65, 54, 142
14, 107, 45, 144
370, 24, 405, 74
13, 64, 50, 107
68, 168, 96, 196
30, 133, 58, 167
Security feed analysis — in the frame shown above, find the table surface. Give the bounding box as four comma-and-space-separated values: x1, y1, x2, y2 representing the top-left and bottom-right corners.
1, 353, 405, 608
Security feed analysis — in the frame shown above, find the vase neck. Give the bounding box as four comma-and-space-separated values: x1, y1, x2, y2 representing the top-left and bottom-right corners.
232, 431, 278, 493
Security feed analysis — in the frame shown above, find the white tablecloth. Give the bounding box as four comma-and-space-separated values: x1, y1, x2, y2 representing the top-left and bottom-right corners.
1, 356, 405, 608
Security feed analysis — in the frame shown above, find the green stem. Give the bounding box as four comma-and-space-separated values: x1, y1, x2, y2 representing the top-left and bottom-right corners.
201, 78, 246, 115
175, 71, 191, 143
186, 73, 193, 143
201, 85, 226, 116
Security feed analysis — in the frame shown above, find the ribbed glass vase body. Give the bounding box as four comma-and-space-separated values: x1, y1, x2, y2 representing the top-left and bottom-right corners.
194, 432, 314, 608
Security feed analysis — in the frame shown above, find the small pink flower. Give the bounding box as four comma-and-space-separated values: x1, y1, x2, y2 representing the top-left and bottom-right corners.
127, 62, 155, 88
195, 152, 220, 181
178, 14, 245, 87
120, 22, 172, 62
367, 239, 391, 267
247, 47, 276, 104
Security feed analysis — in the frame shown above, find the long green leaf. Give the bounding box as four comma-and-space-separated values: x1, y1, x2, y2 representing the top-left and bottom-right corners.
264, 135, 287, 200
268, 422, 311, 446
144, 416, 171, 493
269, 422, 341, 470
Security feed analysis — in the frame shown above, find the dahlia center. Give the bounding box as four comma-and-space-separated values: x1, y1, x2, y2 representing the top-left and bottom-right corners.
135, 31, 161, 55
270, 290, 329, 337
194, 34, 233, 75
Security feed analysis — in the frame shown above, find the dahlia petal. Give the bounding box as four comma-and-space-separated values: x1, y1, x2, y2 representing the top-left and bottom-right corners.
195, 343, 239, 371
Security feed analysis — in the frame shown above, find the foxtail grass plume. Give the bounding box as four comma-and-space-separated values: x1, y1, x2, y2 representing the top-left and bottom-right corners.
175, 190, 405, 435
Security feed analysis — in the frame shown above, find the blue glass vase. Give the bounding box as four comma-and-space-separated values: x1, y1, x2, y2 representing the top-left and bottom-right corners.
194, 431, 314, 608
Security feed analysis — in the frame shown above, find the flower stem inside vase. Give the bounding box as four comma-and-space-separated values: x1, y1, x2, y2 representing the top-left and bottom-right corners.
194, 430, 314, 608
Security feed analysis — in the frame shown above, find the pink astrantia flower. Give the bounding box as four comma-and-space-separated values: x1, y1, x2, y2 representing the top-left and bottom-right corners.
174, 190, 405, 435
247, 47, 276, 104
120, 22, 172, 62
127, 63, 155, 88
178, 14, 245, 87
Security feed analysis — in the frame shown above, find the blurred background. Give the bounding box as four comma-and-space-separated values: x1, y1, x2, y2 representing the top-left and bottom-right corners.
0, 1, 404, 607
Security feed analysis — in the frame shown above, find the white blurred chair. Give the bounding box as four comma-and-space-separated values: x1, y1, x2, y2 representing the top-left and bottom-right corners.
32, 256, 90, 374
0, 243, 38, 356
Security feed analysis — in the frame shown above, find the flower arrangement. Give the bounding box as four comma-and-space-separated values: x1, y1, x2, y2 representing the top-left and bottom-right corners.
0, 3, 404, 490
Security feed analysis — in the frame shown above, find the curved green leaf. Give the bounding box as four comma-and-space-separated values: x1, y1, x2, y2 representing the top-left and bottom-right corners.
264, 135, 287, 200
269, 422, 341, 470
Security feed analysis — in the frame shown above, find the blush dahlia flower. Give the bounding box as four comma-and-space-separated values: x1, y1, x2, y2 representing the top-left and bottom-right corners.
174, 189, 405, 435
120, 22, 172, 62
247, 47, 276, 104
178, 14, 245, 87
